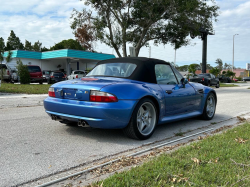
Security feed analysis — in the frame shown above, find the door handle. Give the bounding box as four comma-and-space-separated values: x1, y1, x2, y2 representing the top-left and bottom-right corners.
166, 90, 173, 94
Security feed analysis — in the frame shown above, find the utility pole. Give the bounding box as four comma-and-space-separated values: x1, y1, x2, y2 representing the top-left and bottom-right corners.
232, 34, 239, 72
174, 49, 176, 67
200, 28, 214, 73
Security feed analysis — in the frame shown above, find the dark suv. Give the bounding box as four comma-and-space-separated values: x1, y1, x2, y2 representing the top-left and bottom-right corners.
27, 65, 43, 84
47, 71, 66, 84
218, 75, 231, 83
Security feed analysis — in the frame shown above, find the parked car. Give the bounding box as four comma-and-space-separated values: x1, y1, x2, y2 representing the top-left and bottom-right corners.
44, 57, 217, 140
27, 65, 43, 84
10, 69, 19, 83
0, 64, 12, 82
47, 71, 67, 84
243, 77, 250, 81
67, 70, 87, 80
218, 75, 231, 83
189, 73, 220, 88
233, 78, 238, 82
43, 70, 52, 82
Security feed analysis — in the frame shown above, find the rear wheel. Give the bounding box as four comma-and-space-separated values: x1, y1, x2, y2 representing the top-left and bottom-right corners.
207, 81, 211, 86
39, 80, 43, 84
201, 93, 216, 120
123, 98, 157, 140
215, 82, 220, 88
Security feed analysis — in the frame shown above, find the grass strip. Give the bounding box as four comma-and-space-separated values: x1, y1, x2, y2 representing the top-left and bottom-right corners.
220, 83, 238, 87
0, 83, 50, 94
93, 123, 250, 187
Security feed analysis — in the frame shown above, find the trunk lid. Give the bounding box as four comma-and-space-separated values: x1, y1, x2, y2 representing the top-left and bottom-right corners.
52, 77, 128, 101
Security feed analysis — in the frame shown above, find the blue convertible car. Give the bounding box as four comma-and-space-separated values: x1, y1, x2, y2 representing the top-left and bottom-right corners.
44, 57, 217, 140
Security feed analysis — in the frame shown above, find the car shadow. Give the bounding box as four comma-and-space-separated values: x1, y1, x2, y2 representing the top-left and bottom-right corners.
64, 113, 234, 145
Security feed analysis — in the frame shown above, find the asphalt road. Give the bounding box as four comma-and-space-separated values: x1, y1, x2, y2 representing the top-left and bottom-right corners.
1, 84, 250, 187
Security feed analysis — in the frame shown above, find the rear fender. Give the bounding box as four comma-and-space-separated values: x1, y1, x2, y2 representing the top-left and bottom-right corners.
100, 82, 165, 123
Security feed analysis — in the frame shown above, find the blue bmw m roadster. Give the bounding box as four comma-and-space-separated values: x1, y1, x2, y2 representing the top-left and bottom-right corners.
44, 57, 217, 140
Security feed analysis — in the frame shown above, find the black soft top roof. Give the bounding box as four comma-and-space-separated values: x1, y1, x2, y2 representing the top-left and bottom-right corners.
96, 57, 171, 84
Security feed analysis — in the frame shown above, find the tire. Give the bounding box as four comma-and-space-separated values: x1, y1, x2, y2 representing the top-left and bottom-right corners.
207, 81, 211, 86
215, 82, 220, 88
201, 93, 216, 120
39, 81, 43, 84
123, 98, 158, 140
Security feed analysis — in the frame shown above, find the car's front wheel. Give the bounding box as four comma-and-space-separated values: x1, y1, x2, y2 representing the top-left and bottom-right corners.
123, 98, 157, 140
215, 82, 220, 88
201, 93, 216, 120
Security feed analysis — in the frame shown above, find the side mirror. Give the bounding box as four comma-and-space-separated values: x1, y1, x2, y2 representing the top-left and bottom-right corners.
180, 78, 188, 88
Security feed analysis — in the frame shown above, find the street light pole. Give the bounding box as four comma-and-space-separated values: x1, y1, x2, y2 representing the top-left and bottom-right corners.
232, 34, 239, 72
174, 49, 176, 67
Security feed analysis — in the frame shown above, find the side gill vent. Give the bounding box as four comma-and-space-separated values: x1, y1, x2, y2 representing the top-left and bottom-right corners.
198, 89, 204, 94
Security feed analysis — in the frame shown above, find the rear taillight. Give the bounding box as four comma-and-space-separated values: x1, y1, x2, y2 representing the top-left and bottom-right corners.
51, 76, 54, 78
76, 75, 78, 78
202, 78, 204, 81
7, 70, 10, 75
188, 79, 190, 81
48, 87, 55, 97
90, 91, 118, 102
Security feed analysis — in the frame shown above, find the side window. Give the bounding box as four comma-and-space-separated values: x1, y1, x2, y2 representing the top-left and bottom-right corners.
155, 64, 178, 85
172, 67, 183, 84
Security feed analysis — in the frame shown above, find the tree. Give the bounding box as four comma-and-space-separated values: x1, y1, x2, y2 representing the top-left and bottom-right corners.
33, 40, 42, 51
177, 65, 189, 72
50, 39, 84, 51
5, 50, 13, 63
5, 30, 24, 50
215, 58, 223, 72
24, 40, 33, 51
209, 67, 220, 77
0, 37, 5, 51
41, 46, 50, 52
16, 59, 30, 84
71, 0, 219, 57
188, 63, 200, 75
225, 70, 236, 79
0, 52, 3, 82
0, 37, 5, 81
74, 25, 94, 51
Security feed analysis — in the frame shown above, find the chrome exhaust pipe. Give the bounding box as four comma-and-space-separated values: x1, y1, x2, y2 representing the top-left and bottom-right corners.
51, 115, 61, 121
78, 120, 90, 127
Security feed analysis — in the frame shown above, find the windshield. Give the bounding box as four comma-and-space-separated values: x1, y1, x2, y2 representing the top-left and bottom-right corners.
53, 72, 64, 76
198, 74, 210, 77
28, 66, 41, 73
43, 71, 51, 75
87, 63, 137, 77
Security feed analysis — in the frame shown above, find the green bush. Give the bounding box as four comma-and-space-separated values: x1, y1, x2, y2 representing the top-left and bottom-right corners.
16, 59, 30, 84
235, 76, 242, 81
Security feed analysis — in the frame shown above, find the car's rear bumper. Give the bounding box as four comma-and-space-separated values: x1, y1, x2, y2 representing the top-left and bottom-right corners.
30, 77, 43, 82
44, 97, 138, 129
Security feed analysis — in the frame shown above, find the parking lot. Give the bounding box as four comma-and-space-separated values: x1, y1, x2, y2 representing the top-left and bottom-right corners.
1, 84, 250, 186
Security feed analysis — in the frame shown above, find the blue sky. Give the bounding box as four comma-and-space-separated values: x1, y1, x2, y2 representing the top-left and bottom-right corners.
0, 0, 249, 68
